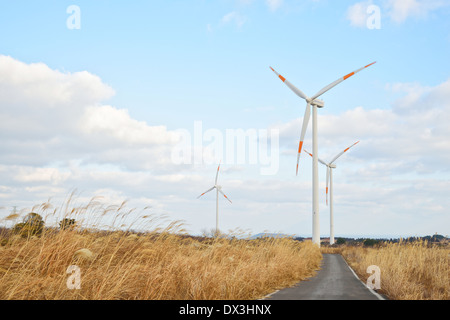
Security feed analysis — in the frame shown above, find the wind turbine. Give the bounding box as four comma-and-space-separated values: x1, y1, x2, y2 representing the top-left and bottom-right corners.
197, 163, 232, 236
305, 141, 360, 245
270, 62, 375, 246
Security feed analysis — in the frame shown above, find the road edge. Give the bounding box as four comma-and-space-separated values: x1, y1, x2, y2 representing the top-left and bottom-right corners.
341, 255, 387, 301
259, 254, 325, 300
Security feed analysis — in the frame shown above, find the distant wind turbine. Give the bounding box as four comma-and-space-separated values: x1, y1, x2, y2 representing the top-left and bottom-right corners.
270, 62, 375, 246
197, 163, 232, 236
305, 141, 360, 245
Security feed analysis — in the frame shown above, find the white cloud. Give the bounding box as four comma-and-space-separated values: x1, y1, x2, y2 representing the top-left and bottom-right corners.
0, 55, 181, 170
0, 56, 114, 108
81, 105, 179, 146
386, 0, 422, 23
222, 11, 246, 28
274, 78, 450, 170
346, 1, 373, 27
266, 0, 284, 11
347, 0, 450, 26
385, 0, 450, 23
13, 167, 71, 184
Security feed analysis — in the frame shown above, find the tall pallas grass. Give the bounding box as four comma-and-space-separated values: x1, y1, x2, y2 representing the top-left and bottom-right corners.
341, 241, 449, 300
0, 195, 322, 300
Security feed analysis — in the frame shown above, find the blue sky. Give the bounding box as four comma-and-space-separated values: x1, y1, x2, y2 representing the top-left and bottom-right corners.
0, 0, 449, 238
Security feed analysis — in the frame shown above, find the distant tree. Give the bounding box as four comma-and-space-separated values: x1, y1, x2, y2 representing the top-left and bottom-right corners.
431, 234, 444, 242
363, 238, 379, 247
59, 218, 77, 230
23, 212, 42, 224
201, 228, 222, 239
336, 238, 346, 245
13, 213, 45, 238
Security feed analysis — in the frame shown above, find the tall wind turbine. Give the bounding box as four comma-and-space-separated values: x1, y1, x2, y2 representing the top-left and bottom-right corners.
197, 163, 232, 236
270, 62, 375, 246
305, 141, 360, 245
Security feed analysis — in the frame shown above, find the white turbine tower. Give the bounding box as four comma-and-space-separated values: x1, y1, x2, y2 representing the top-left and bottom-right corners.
197, 163, 232, 236
270, 62, 375, 246
305, 141, 360, 245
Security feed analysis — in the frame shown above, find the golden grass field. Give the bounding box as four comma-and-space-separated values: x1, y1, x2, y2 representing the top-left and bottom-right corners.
322, 241, 449, 300
0, 197, 322, 300
1, 196, 448, 300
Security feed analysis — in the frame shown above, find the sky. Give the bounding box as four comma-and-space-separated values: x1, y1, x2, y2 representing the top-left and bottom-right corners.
0, 0, 449, 238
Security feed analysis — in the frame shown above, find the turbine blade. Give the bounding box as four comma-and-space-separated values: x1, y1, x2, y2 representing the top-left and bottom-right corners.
218, 189, 232, 204
215, 162, 221, 185
197, 186, 215, 199
270, 67, 310, 101
330, 141, 360, 164
304, 149, 313, 158
296, 102, 311, 175
326, 166, 330, 206
304, 149, 328, 166
311, 62, 376, 100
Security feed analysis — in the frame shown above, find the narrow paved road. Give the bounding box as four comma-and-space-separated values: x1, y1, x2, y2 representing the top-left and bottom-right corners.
265, 254, 384, 300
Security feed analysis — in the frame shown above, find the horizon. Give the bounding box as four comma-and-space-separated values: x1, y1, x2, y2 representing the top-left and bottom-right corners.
1, 218, 446, 242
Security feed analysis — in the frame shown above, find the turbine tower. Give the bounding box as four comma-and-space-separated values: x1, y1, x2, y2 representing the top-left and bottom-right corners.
305, 141, 360, 245
197, 163, 232, 236
270, 62, 375, 246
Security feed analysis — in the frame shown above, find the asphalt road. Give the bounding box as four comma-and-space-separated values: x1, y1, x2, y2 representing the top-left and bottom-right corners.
265, 254, 385, 300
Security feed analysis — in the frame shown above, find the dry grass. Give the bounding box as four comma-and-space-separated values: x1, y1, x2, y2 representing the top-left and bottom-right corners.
319, 246, 344, 255
0, 196, 322, 300
341, 241, 449, 300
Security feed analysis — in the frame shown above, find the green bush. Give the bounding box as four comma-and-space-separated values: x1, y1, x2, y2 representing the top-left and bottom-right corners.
363, 238, 379, 247
59, 218, 77, 230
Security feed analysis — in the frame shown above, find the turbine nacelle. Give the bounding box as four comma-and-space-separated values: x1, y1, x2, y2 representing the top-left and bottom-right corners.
311, 99, 324, 108
197, 164, 232, 204
304, 141, 360, 207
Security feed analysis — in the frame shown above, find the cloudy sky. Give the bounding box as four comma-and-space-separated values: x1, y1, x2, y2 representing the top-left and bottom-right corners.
0, 0, 449, 238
